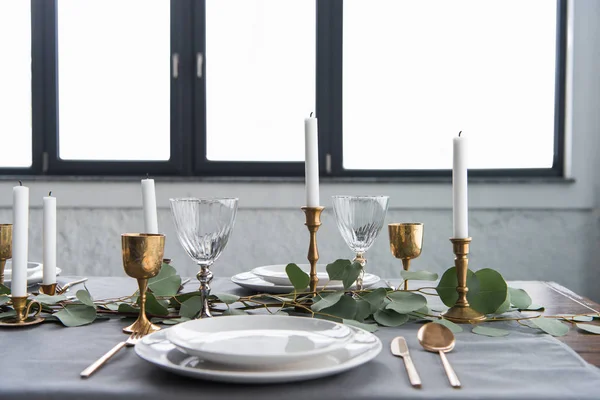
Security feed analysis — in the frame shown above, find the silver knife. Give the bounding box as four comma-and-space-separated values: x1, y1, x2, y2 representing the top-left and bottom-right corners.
391, 336, 422, 388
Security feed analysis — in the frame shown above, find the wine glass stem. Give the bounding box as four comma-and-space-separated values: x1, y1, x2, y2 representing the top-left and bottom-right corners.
402, 258, 411, 290
137, 278, 149, 326
353, 253, 366, 290
197, 264, 213, 318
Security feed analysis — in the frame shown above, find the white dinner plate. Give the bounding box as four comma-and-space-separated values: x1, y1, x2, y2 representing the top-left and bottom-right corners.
165, 315, 355, 367
252, 264, 332, 286
3, 261, 62, 285
231, 272, 380, 294
136, 325, 382, 384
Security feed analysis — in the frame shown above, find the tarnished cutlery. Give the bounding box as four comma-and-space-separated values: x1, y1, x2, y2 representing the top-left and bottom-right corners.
391, 336, 422, 388
80, 329, 147, 378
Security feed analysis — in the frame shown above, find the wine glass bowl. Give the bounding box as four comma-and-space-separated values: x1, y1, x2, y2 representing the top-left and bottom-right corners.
331, 195, 389, 289
388, 223, 424, 290
121, 233, 165, 334
170, 198, 238, 318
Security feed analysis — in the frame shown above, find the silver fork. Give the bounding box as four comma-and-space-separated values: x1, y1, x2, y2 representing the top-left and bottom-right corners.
80, 329, 147, 378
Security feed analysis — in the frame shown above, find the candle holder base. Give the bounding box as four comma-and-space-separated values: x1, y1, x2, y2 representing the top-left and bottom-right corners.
442, 305, 486, 324
39, 283, 57, 296
301, 206, 324, 295
0, 315, 44, 327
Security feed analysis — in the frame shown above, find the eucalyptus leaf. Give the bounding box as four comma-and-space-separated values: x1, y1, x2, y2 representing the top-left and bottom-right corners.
179, 296, 204, 319
0, 295, 9, 306
0, 310, 16, 319
222, 308, 247, 316
494, 293, 511, 314
343, 319, 378, 332
215, 293, 240, 305
468, 269, 508, 315
385, 291, 427, 314
435, 267, 477, 307
573, 315, 594, 322
285, 263, 310, 291
118, 303, 139, 314
576, 323, 600, 334
472, 325, 510, 337
0, 284, 10, 295
311, 291, 344, 312
326, 259, 363, 289
508, 287, 532, 309
161, 317, 191, 325
400, 270, 439, 281
145, 293, 169, 316
148, 263, 182, 297
354, 300, 371, 322
54, 305, 97, 327
75, 290, 95, 308
373, 309, 409, 327
360, 288, 387, 313
35, 294, 68, 305
531, 317, 569, 337
434, 319, 463, 333
170, 292, 201, 309
102, 303, 120, 311
318, 295, 357, 320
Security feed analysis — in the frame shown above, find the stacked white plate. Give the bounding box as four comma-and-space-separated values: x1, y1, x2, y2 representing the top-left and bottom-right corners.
135, 315, 382, 383
3, 261, 62, 285
231, 264, 380, 293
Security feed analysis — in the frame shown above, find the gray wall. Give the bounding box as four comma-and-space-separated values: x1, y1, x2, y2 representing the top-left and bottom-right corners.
5, 207, 599, 302
1, 1, 599, 301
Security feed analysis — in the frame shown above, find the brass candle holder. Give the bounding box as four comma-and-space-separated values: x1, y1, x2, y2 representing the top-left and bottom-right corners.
39, 283, 57, 296
0, 224, 13, 286
0, 295, 44, 327
121, 233, 165, 334
442, 238, 486, 323
301, 206, 324, 294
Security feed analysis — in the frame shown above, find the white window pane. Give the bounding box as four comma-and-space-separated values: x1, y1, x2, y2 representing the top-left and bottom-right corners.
57, 0, 170, 161
206, 0, 315, 162
0, 1, 32, 167
344, 0, 557, 170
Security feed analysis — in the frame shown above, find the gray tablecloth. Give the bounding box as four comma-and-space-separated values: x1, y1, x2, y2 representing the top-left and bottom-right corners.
1, 277, 600, 400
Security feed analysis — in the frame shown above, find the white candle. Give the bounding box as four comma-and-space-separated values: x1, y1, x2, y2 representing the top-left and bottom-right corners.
452, 133, 469, 238
304, 114, 320, 207
141, 177, 159, 234
43, 193, 57, 285
11, 183, 29, 297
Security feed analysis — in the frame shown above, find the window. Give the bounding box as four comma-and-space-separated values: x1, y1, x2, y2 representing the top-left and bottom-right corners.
2, 0, 566, 177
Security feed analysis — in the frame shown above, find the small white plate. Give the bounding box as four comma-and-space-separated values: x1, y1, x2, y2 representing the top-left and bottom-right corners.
231, 272, 380, 294
166, 315, 354, 367
136, 325, 382, 384
3, 261, 62, 285
252, 264, 332, 286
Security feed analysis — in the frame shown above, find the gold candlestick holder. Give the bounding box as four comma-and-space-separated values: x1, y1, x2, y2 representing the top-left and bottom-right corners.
39, 283, 57, 296
0, 224, 13, 286
301, 206, 324, 294
0, 295, 44, 327
442, 238, 486, 323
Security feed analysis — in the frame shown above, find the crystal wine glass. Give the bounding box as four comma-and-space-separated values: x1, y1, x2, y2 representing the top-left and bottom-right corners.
170, 198, 238, 318
331, 195, 389, 289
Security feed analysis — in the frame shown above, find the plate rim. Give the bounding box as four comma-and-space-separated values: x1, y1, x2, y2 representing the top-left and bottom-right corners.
135, 326, 382, 383
231, 271, 380, 292
165, 314, 355, 363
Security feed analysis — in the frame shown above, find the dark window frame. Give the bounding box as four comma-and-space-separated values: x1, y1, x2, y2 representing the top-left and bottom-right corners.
3, 0, 567, 178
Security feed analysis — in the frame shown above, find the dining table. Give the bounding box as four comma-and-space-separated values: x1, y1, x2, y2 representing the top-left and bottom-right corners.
1, 276, 600, 400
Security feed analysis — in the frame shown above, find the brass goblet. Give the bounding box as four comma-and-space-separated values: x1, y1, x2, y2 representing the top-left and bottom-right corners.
0, 224, 12, 286
121, 233, 165, 334
388, 223, 424, 290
